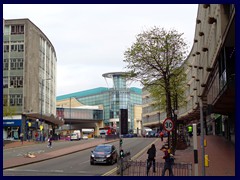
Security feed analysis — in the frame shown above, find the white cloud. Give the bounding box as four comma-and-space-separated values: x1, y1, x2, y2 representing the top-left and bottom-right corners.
3, 4, 198, 96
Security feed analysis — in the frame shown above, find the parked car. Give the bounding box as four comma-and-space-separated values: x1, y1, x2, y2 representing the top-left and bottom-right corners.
146, 131, 157, 137
90, 144, 118, 165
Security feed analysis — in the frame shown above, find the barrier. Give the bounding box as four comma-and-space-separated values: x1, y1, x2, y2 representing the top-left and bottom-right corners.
117, 160, 192, 176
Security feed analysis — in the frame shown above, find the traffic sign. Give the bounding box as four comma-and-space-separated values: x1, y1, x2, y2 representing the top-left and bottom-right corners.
163, 118, 174, 132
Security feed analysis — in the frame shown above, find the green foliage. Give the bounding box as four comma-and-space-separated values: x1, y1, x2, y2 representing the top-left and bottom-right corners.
124, 27, 188, 114
3, 95, 16, 117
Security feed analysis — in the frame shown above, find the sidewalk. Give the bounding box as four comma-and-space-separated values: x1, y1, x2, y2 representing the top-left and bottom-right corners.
136, 135, 235, 176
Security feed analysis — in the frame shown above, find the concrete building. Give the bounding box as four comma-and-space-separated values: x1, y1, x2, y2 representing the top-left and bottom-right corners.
142, 4, 235, 144
3, 19, 62, 141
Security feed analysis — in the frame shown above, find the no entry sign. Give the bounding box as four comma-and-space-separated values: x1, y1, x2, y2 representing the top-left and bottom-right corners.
163, 118, 174, 132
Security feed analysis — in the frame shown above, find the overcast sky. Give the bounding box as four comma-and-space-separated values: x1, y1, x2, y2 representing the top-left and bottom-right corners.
3, 4, 198, 96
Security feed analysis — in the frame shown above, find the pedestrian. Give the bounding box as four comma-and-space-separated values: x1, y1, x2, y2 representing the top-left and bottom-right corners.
47, 136, 52, 148
187, 125, 193, 137
35, 131, 39, 141
160, 131, 164, 141
146, 144, 156, 175
160, 145, 174, 176
20, 133, 24, 145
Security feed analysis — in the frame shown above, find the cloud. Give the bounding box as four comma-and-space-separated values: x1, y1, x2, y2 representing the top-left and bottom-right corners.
3, 4, 198, 96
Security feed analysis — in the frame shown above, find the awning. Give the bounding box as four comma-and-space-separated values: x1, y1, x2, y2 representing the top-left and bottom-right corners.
22, 112, 64, 126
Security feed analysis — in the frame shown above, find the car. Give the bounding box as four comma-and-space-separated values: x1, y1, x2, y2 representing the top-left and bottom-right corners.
82, 134, 88, 140
90, 144, 118, 165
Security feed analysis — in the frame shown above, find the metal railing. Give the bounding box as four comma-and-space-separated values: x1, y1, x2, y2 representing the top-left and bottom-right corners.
117, 160, 192, 176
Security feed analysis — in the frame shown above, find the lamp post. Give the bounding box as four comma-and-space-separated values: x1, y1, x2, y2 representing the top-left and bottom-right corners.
158, 112, 161, 132
40, 78, 51, 142
70, 97, 72, 134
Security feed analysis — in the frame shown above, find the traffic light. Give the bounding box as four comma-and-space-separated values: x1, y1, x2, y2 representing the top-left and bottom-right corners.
120, 149, 124, 158
120, 138, 123, 146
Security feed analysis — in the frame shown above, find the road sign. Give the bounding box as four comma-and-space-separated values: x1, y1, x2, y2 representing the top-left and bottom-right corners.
163, 118, 174, 132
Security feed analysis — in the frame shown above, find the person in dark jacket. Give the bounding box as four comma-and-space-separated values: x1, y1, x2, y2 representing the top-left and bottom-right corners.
160, 145, 174, 176
146, 144, 156, 175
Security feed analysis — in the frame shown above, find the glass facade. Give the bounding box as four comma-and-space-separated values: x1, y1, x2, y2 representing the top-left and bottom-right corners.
57, 73, 142, 130
76, 87, 141, 129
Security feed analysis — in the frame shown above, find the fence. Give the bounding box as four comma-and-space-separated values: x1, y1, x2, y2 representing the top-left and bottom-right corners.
117, 160, 192, 176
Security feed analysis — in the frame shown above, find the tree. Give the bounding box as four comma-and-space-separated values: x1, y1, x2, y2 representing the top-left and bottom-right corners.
124, 27, 188, 151
3, 94, 16, 117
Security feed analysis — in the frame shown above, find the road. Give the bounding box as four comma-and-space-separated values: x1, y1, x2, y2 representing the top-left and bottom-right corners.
4, 138, 157, 176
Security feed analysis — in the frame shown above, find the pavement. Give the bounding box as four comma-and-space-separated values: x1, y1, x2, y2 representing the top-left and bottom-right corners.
3, 135, 235, 176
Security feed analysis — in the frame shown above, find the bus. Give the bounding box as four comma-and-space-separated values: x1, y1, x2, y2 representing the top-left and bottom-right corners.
99, 126, 116, 137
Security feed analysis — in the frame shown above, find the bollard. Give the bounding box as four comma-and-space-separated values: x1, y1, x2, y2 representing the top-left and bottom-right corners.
204, 139, 207, 147
204, 155, 209, 167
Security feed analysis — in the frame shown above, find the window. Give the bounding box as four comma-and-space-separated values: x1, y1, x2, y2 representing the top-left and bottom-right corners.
9, 94, 23, 106
11, 44, 17, 52
4, 45, 9, 52
11, 25, 24, 35
3, 59, 9, 70
3, 77, 8, 88
18, 44, 24, 52
4, 25, 10, 35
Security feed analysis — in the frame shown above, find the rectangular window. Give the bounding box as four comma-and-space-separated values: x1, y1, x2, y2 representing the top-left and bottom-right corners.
3, 59, 8, 70
17, 77, 23, 87
11, 44, 17, 52
4, 25, 10, 35
19, 59, 23, 69
10, 96, 15, 106
3, 77, 8, 88
18, 44, 24, 52
4, 45, 9, 52
11, 25, 24, 35
10, 59, 16, 70
11, 26, 16, 34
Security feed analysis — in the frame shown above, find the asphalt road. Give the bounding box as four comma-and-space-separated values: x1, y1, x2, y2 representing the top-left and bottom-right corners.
3, 138, 156, 176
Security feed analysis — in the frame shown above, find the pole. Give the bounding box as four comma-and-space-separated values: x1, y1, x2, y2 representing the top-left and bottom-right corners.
199, 98, 205, 176
40, 78, 51, 143
158, 112, 161, 132
40, 79, 43, 142
193, 124, 198, 176
119, 110, 123, 176
70, 97, 72, 134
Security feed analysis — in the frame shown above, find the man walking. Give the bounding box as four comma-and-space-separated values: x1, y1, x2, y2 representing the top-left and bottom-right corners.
160, 145, 174, 176
146, 144, 156, 176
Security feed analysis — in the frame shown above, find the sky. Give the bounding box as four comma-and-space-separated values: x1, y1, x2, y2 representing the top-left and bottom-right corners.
3, 4, 198, 96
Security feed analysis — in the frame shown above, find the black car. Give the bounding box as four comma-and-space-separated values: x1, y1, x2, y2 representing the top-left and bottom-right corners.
90, 144, 118, 165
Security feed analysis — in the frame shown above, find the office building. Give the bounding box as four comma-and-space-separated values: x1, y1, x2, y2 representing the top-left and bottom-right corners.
3, 19, 61, 140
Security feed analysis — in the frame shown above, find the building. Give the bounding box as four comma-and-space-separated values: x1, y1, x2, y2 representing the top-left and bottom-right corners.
142, 4, 235, 144
3, 19, 62, 141
57, 72, 142, 135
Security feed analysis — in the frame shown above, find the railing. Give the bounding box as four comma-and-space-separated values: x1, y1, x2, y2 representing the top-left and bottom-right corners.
117, 160, 192, 176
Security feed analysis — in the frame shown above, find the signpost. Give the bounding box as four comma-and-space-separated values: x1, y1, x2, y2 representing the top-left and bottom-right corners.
163, 118, 174, 148
163, 118, 174, 132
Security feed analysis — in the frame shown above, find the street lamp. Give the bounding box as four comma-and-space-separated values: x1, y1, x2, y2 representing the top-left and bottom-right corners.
40, 78, 52, 142
158, 112, 161, 132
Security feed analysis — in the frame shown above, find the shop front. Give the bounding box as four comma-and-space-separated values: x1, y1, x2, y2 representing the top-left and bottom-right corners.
3, 118, 22, 140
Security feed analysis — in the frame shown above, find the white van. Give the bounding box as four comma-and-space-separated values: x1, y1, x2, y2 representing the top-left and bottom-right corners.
70, 130, 81, 140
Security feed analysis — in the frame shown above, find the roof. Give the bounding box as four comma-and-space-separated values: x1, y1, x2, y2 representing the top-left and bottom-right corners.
57, 86, 142, 101
56, 87, 109, 101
